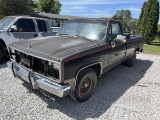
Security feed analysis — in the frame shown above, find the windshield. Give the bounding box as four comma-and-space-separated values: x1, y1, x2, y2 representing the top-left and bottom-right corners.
0, 17, 16, 30
57, 20, 108, 41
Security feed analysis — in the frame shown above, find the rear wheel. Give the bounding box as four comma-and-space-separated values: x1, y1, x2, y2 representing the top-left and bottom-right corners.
125, 51, 137, 67
71, 68, 97, 102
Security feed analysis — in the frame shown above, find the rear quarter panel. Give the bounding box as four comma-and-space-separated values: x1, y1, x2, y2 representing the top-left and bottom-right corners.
124, 36, 144, 61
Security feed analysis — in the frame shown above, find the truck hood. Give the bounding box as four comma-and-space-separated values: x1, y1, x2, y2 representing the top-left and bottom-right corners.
10, 36, 102, 62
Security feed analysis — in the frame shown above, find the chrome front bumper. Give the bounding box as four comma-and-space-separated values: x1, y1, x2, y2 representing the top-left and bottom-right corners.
7, 61, 70, 97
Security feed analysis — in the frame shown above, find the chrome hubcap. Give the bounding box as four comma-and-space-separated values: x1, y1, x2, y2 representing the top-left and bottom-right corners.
80, 76, 92, 94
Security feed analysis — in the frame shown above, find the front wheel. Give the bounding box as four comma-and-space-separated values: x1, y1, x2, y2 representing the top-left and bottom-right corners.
71, 68, 97, 102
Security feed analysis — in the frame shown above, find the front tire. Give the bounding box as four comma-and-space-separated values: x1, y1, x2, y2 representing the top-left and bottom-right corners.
72, 68, 97, 102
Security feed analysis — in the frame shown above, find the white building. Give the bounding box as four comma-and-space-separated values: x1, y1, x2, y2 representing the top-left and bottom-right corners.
30, 12, 86, 28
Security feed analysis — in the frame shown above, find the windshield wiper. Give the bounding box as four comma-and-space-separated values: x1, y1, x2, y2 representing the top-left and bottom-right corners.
59, 33, 69, 36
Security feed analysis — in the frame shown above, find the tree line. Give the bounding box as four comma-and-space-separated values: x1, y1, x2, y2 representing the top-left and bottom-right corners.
0, 0, 62, 18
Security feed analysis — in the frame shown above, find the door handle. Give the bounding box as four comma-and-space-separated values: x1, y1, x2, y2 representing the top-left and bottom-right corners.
34, 34, 38, 37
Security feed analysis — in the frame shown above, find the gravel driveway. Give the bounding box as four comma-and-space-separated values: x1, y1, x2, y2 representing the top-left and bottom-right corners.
0, 53, 160, 120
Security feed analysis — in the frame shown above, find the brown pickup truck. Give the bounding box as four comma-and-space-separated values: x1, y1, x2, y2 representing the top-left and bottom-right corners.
7, 18, 144, 102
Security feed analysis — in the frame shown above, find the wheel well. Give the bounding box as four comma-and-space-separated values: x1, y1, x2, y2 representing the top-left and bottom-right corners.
89, 63, 101, 76
0, 39, 7, 50
135, 47, 140, 52
76, 63, 102, 80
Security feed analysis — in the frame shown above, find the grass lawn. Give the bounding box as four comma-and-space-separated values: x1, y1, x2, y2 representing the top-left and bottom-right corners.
143, 39, 160, 55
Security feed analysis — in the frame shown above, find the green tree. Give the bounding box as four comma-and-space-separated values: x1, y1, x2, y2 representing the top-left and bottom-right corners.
0, 0, 36, 18
38, 0, 62, 14
112, 10, 136, 32
137, 0, 159, 44
136, 2, 147, 34
158, 24, 160, 31
130, 18, 138, 34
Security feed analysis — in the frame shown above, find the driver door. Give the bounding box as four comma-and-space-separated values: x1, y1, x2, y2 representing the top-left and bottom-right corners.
107, 22, 126, 70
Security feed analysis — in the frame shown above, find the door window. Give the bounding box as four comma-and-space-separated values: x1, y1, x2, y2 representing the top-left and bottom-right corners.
109, 22, 122, 40
14, 18, 35, 32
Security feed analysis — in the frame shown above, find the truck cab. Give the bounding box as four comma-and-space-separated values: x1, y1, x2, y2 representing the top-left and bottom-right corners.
0, 16, 53, 62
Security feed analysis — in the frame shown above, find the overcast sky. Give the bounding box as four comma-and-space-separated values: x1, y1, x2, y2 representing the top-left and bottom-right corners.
59, 0, 160, 20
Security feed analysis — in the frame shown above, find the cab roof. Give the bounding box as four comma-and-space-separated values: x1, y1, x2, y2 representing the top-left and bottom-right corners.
7, 16, 46, 20
69, 17, 113, 22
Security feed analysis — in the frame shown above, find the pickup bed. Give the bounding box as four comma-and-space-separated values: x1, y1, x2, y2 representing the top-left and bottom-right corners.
7, 18, 144, 102
0, 16, 52, 62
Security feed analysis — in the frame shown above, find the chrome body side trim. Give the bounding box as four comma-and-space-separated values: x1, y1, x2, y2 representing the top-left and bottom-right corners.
76, 62, 102, 80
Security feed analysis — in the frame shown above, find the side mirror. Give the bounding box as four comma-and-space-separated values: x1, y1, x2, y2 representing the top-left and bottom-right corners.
9, 25, 17, 32
115, 35, 126, 43
124, 33, 131, 39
